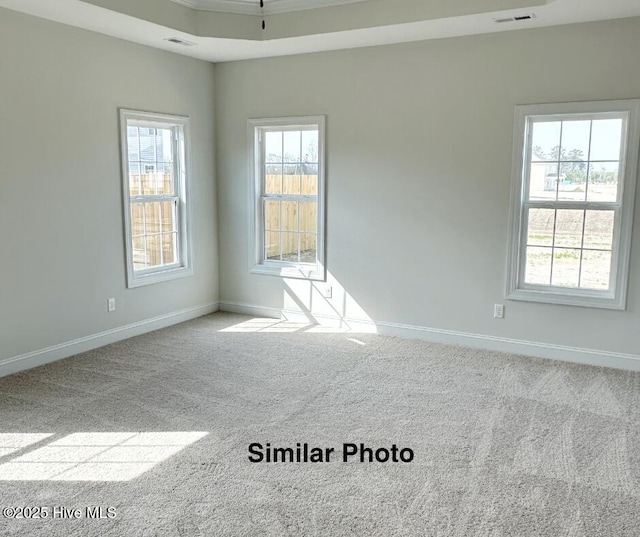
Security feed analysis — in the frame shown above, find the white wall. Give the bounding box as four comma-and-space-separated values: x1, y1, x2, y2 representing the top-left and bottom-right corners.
0, 9, 218, 365
215, 17, 640, 359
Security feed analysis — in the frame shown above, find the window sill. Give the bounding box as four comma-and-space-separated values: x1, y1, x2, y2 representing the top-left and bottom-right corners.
251, 262, 325, 281
127, 266, 193, 288
507, 287, 624, 310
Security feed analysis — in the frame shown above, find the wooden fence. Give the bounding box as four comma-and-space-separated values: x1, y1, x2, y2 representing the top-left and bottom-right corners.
265, 174, 317, 259
129, 174, 176, 268
129, 172, 173, 197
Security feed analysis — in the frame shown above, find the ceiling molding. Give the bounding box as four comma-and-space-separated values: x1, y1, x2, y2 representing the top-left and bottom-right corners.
169, 0, 368, 16
170, 0, 257, 15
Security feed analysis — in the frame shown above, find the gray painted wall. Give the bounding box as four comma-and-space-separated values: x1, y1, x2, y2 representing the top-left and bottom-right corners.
0, 9, 218, 362
215, 17, 640, 356
1, 8, 638, 368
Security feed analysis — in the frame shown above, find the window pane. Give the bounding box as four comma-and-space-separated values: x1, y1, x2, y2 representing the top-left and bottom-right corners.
146, 234, 162, 268
300, 233, 317, 263
265, 131, 282, 162
144, 203, 161, 234
301, 130, 319, 162
300, 202, 317, 233
560, 120, 590, 162
139, 130, 157, 162
281, 233, 299, 261
527, 209, 554, 247
525, 247, 552, 285
265, 165, 283, 195
301, 174, 318, 195
531, 121, 561, 161
131, 201, 179, 270
158, 167, 174, 195
283, 174, 300, 195
281, 201, 298, 232
156, 128, 173, 164
153, 171, 165, 195
283, 163, 299, 176
587, 162, 619, 202
583, 211, 614, 250
529, 162, 559, 201
129, 170, 142, 196
127, 126, 141, 161
162, 233, 177, 265
141, 170, 162, 195
131, 203, 145, 236
139, 170, 151, 194
590, 119, 623, 161
551, 248, 581, 287
580, 250, 612, 290
265, 231, 281, 260
283, 131, 301, 163
132, 236, 146, 270
264, 200, 280, 231
161, 201, 175, 232
557, 162, 587, 201
135, 128, 173, 164
554, 210, 584, 248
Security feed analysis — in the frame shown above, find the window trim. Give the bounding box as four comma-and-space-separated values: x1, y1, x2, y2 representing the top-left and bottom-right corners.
248, 115, 326, 281
506, 99, 640, 310
119, 109, 193, 288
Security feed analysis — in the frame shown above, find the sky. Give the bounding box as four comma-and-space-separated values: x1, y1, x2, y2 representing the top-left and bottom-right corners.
530, 118, 623, 163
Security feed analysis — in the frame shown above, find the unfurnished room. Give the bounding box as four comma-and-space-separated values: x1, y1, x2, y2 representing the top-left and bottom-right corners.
1, 0, 640, 535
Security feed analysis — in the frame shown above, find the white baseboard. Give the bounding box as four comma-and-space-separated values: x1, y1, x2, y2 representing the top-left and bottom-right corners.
218, 301, 640, 372
0, 302, 219, 378
218, 300, 283, 319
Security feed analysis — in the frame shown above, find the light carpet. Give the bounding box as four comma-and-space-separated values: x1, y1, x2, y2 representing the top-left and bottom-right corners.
0, 312, 639, 536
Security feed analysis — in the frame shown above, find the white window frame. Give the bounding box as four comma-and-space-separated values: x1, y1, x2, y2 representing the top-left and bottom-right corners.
248, 116, 326, 281
506, 99, 640, 310
119, 109, 193, 288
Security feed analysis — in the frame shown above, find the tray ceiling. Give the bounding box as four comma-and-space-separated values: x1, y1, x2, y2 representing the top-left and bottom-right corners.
0, 0, 639, 62
171, 0, 369, 15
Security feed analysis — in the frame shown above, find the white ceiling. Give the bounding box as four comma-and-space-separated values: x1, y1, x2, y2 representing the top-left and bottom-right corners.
0, 0, 639, 62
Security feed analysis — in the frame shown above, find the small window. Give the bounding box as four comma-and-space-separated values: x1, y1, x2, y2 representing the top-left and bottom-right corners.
506, 100, 640, 309
120, 110, 192, 288
249, 116, 326, 280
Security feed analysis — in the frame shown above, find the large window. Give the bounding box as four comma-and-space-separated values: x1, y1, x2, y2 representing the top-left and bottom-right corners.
249, 116, 326, 280
507, 100, 640, 309
120, 110, 192, 288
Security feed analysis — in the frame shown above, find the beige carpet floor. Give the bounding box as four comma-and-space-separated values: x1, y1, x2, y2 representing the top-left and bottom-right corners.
0, 312, 639, 536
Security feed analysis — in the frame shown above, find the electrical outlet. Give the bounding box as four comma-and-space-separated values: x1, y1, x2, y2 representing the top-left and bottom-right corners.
107, 298, 116, 312
323, 286, 332, 299
494, 304, 505, 319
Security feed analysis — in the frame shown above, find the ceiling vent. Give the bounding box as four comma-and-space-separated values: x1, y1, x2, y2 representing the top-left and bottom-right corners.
165, 37, 197, 46
494, 13, 536, 24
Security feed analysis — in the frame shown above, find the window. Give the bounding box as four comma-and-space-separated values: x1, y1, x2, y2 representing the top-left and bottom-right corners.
249, 116, 326, 280
507, 100, 640, 309
120, 110, 192, 288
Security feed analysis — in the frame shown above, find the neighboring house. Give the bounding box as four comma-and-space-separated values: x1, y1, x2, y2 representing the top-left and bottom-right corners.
127, 127, 172, 175
530, 151, 560, 193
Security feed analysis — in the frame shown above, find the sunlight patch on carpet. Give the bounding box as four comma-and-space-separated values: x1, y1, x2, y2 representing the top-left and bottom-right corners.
0, 432, 208, 482
0, 433, 55, 459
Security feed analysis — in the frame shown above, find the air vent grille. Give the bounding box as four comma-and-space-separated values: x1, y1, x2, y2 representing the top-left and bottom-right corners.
165, 37, 197, 46
494, 13, 536, 24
